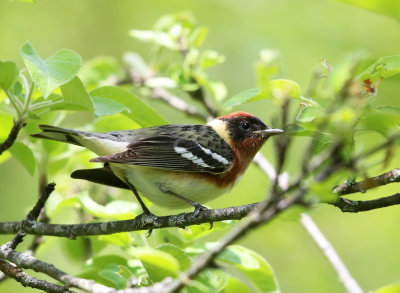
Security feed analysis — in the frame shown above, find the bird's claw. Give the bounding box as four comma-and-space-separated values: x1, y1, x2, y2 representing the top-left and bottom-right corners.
193, 203, 208, 216
134, 211, 158, 237
193, 204, 213, 230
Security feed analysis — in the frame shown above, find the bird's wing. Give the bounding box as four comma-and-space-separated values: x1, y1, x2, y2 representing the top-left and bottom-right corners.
71, 166, 129, 189
90, 135, 234, 174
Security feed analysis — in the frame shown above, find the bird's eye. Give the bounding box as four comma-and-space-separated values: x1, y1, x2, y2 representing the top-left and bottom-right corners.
240, 121, 251, 131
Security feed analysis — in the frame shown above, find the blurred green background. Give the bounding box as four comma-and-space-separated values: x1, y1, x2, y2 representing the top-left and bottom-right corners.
1, 0, 400, 292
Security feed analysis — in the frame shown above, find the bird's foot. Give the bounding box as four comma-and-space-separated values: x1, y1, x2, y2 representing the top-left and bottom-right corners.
134, 211, 158, 237
192, 204, 213, 230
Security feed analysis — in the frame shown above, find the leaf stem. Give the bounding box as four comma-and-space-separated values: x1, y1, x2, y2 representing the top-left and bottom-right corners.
6, 91, 23, 118
22, 81, 35, 116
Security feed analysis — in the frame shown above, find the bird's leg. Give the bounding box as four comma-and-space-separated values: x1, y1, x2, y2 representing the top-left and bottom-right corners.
125, 179, 151, 214
124, 178, 157, 236
163, 189, 213, 229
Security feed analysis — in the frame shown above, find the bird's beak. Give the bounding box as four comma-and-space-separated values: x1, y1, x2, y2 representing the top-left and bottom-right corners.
255, 128, 284, 138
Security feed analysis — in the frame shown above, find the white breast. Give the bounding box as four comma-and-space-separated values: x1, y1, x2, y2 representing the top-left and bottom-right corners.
110, 164, 232, 209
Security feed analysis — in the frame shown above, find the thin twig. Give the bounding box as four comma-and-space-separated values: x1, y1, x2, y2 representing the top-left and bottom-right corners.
300, 214, 364, 293
0, 246, 115, 293
333, 193, 400, 212
0, 119, 25, 155
151, 88, 210, 121
27, 174, 52, 254
6, 183, 55, 250
0, 259, 72, 293
333, 169, 400, 196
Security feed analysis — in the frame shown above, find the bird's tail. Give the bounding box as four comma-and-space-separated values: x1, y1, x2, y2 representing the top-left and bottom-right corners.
31, 125, 84, 146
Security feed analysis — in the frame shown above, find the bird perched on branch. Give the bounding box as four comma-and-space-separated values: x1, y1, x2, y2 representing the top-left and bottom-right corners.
32, 112, 283, 216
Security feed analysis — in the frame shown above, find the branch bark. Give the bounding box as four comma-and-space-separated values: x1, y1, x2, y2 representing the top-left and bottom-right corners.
0, 259, 72, 293
0, 118, 25, 155
333, 169, 400, 196
6, 183, 55, 250
0, 202, 258, 237
333, 193, 400, 213
1, 188, 400, 238
0, 245, 116, 293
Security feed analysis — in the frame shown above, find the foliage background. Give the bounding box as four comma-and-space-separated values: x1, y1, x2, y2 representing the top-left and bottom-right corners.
0, 0, 400, 292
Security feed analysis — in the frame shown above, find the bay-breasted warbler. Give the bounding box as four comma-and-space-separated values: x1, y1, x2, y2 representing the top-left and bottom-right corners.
32, 112, 283, 214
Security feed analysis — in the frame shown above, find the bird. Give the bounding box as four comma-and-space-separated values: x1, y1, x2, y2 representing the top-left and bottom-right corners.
32, 111, 283, 216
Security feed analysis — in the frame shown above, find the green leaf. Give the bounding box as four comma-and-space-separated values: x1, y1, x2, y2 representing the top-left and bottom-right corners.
80, 255, 131, 288
221, 276, 253, 293
78, 192, 139, 220
20, 42, 82, 98
98, 233, 132, 247
9, 141, 36, 175
187, 244, 280, 293
255, 49, 280, 89
284, 124, 313, 136
157, 244, 191, 270
224, 79, 299, 108
336, 0, 400, 21
91, 96, 126, 116
90, 86, 167, 127
129, 30, 177, 50
185, 270, 229, 293
98, 264, 133, 289
134, 247, 180, 282
222, 246, 280, 293
297, 104, 323, 123
58, 76, 94, 111
270, 79, 300, 100
223, 88, 263, 108
376, 106, 400, 115
329, 51, 366, 94
359, 56, 400, 82
60, 237, 88, 261
200, 50, 225, 70
311, 133, 333, 157
374, 283, 400, 293
189, 27, 208, 47
360, 109, 400, 135
84, 255, 129, 270
203, 79, 227, 102
0, 61, 19, 91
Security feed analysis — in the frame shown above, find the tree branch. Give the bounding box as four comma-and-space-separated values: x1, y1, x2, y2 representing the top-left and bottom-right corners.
160, 188, 306, 293
300, 213, 363, 293
0, 245, 117, 293
151, 88, 211, 121
333, 193, 400, 213
0, 118, 25, 155
6, 183, 56, 250
333, 169, 400, 196
0, 259, 72, 293
0, 202, 258, 237
1, 187, 400, 238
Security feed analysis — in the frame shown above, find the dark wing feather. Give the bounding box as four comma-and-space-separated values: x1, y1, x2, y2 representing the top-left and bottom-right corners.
71, 166, 129, 189
90, 129, 234, 174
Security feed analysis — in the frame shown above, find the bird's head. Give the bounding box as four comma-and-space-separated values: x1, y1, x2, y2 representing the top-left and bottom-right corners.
208, 111, 283, 157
